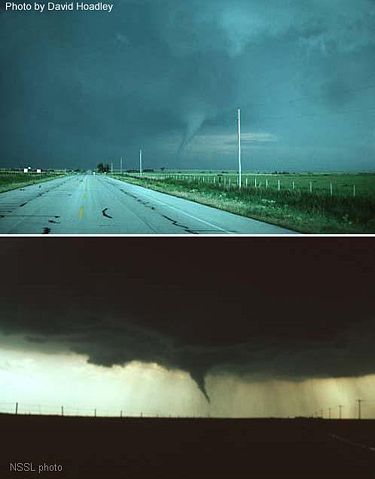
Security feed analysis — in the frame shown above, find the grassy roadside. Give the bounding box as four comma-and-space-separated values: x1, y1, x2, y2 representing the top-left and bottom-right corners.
111, 174, 375, 233
135, 171, 375, 197
0, 173, 65, 194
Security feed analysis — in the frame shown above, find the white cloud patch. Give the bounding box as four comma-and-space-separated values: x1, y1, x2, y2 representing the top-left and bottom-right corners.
186, 131, 278, 155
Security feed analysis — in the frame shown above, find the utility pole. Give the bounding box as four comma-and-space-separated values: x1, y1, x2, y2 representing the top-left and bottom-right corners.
237, 108, 242, 189
120, 157, 123, 175
139, 149, 143, 176
339, 405, 343, 419
357, 399, 363, 419
15, 402, 18, 415
111, 162, 113, 174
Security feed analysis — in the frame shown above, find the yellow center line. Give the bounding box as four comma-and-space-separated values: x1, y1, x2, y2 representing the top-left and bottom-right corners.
79, 180, 88, 216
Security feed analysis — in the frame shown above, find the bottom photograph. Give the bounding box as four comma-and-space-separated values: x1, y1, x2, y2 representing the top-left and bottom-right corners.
0, 237, 375, 479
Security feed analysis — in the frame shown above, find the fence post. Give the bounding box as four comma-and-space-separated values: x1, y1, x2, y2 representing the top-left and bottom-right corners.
292, 181, 295, 190
278, 180, 281, 191
266, 179, 268, 189
353, 185, 356, 198
330, 182, 333, 197
309, 181, 313, 193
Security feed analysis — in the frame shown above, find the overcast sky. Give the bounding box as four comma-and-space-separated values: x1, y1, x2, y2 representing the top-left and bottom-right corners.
1, 0, 375, 171
0, 238, 374, 417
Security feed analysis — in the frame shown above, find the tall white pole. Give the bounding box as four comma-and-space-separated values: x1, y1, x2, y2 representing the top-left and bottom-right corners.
139, 149, 143, 176
357, 399, 362, 419
238, 108, 242, 189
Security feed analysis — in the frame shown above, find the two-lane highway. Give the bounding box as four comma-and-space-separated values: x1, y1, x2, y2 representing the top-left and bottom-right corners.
0, 175, 296, 234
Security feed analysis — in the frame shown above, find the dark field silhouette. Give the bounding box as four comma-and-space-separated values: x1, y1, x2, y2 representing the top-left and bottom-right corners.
2, 414, 375, 479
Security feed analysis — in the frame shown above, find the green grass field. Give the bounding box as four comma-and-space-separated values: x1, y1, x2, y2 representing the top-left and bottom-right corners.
0, 172, 64, 193
112, 171, 375, 234
131, 171, 375, 198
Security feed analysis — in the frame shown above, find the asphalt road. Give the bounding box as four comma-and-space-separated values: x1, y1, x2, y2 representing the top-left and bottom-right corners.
0, 175, 296, 234
2, 416, 374, 479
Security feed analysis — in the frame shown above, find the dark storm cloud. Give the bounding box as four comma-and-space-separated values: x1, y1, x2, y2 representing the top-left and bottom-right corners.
0, 0, 374, 170
0, 238, 374, 399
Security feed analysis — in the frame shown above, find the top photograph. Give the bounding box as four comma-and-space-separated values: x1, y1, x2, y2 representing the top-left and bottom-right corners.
0, 0, 374, 235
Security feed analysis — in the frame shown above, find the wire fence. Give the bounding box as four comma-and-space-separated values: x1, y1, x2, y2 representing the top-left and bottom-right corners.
0, 401, 206, 419
119, 172, 373, 199
1, 400, 374, 419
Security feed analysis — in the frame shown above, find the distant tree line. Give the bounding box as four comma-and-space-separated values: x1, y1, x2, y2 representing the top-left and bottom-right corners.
97, 163, 110, 173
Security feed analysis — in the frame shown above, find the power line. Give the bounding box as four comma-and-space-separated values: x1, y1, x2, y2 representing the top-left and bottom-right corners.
357, 399, 363, 420
237, 108, 242, 189
139, 149, 143, 176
